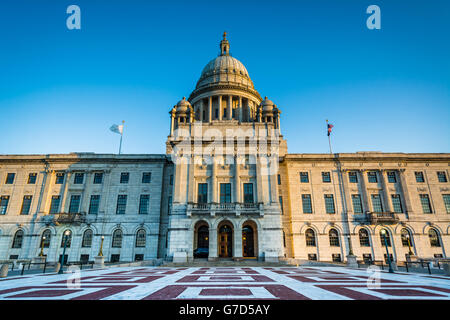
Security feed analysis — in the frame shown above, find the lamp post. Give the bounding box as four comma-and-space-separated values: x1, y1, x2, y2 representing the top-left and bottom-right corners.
98, 236, 105, 257
405, 234, 414, 256
39, 236, 46, 257
380, 229, 394, 273
58, 230, 70, 274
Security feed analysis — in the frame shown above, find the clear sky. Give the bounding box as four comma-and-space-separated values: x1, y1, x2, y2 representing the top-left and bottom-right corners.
0, 0, 449, 155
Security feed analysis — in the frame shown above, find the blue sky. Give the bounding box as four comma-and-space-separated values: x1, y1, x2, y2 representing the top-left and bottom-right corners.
0, 0, 449, 155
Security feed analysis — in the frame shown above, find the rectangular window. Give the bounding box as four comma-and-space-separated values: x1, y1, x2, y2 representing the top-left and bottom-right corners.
363, 254, 372, 263
324, 194, 335, 214
348, 171, 358, 183
302, 194, 312, 214
135, 254, 144, 261
367, 171, 378, 183
437, 171, 447, 183
220, 183, 231, 203
50, 195, 60, 214
68, 195, 81, 213
279, 196, 283, 214
93, 172, 103, 184
74, 173, 84, 184
197, 183, 208, 204
371, 194, 383, 212
142, 172, 151, 183
116, 195, 127, 214
387, 171, 397, 183
28, 173, 37, 184
243, 183, 254, 203
443, 194, 450, 214
277, 174, 281, 185
0, 196, 10, 215
351, 194, 363, 213
88, 195, 100, 215
415, 171, 425, 183
55, 172, 65, 184
420, 194, 432, 213
5, 173, 15, 184
332, 254, 342, 262
391, 194, 403, 213
308, 254, 317, 261
139, 195, 150, 214
110, 254, 120, 263
20, 195, 32, 215
322, 172, 331, 183
300, 172, 309, 183
120, 172, 129, 184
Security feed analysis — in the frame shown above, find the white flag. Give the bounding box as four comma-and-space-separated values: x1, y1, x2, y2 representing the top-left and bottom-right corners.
110, 124, 123, 135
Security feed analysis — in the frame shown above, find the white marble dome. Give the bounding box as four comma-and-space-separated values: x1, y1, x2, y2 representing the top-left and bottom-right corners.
175, 97, 191, 113
200, 55, 249, 79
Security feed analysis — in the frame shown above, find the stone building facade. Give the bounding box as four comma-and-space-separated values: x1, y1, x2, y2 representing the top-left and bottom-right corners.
0, 35, 448, 264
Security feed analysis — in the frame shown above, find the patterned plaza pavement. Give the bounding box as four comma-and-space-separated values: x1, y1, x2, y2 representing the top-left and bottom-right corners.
0, 266, 449, 300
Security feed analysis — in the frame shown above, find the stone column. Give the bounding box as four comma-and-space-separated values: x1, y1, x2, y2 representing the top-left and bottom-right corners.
60, 171, 72, 213
228, 95, 233, 120
256, 156, 264, 204
187, 156, 195, 203
239, 96, 243, 122
235, 156, 241, 203
218, 96, 222, 121
208, 227, 218, 261
208, 96, 212, 122
200, 99, 204, 122
358, 169, 370, 213
233, 225, 243, 260
341, 169, 353, 214
170, 111, 175, 135
379, 170, 393, 212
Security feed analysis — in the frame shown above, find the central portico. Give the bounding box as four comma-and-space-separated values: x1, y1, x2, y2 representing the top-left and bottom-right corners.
165, 33, 287, 262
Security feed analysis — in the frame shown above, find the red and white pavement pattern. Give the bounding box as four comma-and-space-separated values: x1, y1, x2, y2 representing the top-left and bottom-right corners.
0, 266, 449, 300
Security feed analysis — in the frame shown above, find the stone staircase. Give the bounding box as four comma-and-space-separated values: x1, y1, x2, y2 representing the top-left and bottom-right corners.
161, 258, 298, 268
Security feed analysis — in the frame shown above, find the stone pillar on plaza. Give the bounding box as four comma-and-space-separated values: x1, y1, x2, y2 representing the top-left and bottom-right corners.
208, 227, 218, 261
233, 225, 243, 260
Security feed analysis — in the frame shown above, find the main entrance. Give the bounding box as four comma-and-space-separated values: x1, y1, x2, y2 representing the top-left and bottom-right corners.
218, 224, 233, 258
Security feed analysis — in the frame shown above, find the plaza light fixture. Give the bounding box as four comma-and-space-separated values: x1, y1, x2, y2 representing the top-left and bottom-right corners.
39, 236, 46, 257
58, 230, 71, 274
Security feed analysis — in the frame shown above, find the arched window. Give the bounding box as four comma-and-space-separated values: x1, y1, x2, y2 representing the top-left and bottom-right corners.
60, 230, 72, 248
12, 230, 24, 248
82, 229, 93, 248
329, 229, 340, 247
135, 229, 146, 248
41, 229, 51, 248
401, 228, 412, 247
429, 228, 441, 247
305, 229, 316, 247
379, 229, 391, 247
112, 229, 123, 248
359, 229, 370, 247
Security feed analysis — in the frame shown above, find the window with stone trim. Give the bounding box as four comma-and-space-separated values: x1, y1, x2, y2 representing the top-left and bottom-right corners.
300, 172, 309, 183
55, 172, 65, 184
387, 171, 397, 183
197, 183, 208, 204
49, 195, 60, 214
348, 171, 358, 183
324, 194, 335, 214
243, 183, 254, 203
135, 229, 146, 247
28, 173, 37, 184
20, 195, 32, 215
0, 196, 10, 215
305, 229, 316, 246
68, 195, 81, 213
220, 183, 231, 203
82, 229, 93, 248
112, 229, 123, 248
359, 229, 370, 247
329, 229, 340, 247
437, 171, 447, 183
142, 172, 151, 183
93, 172, 103, 184
443, 194, 450, 214
5, 173, 15, 184
428, 228, 441, 247
415, 171, 425, 183
116, 195, 127, 214
371, 194, 383, 212
367, 171, 378, 183
419, 194, 432, 214
352, 194, 363, 213
120, 172, 129, 184
302, 194, 312, 214
88, 195, 100, 215
74, 172, 84, 184
322, 172, 331, 183
391, 194, 403, 213
12, 230, 24, 248
139, 195, 150, 214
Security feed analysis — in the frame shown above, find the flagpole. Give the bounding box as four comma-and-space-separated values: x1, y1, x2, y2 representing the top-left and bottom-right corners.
119, 120, 124, 154
326, 119, 333, 154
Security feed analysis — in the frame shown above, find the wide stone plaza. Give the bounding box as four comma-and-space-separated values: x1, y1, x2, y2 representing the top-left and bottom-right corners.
0, 266, 449, 300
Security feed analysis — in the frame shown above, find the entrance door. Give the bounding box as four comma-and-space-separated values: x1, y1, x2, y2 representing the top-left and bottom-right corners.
242, 226, 255, 257
218, 225, 232, 258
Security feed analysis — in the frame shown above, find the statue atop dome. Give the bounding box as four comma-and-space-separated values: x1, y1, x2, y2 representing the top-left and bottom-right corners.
220, 31, 230, 56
